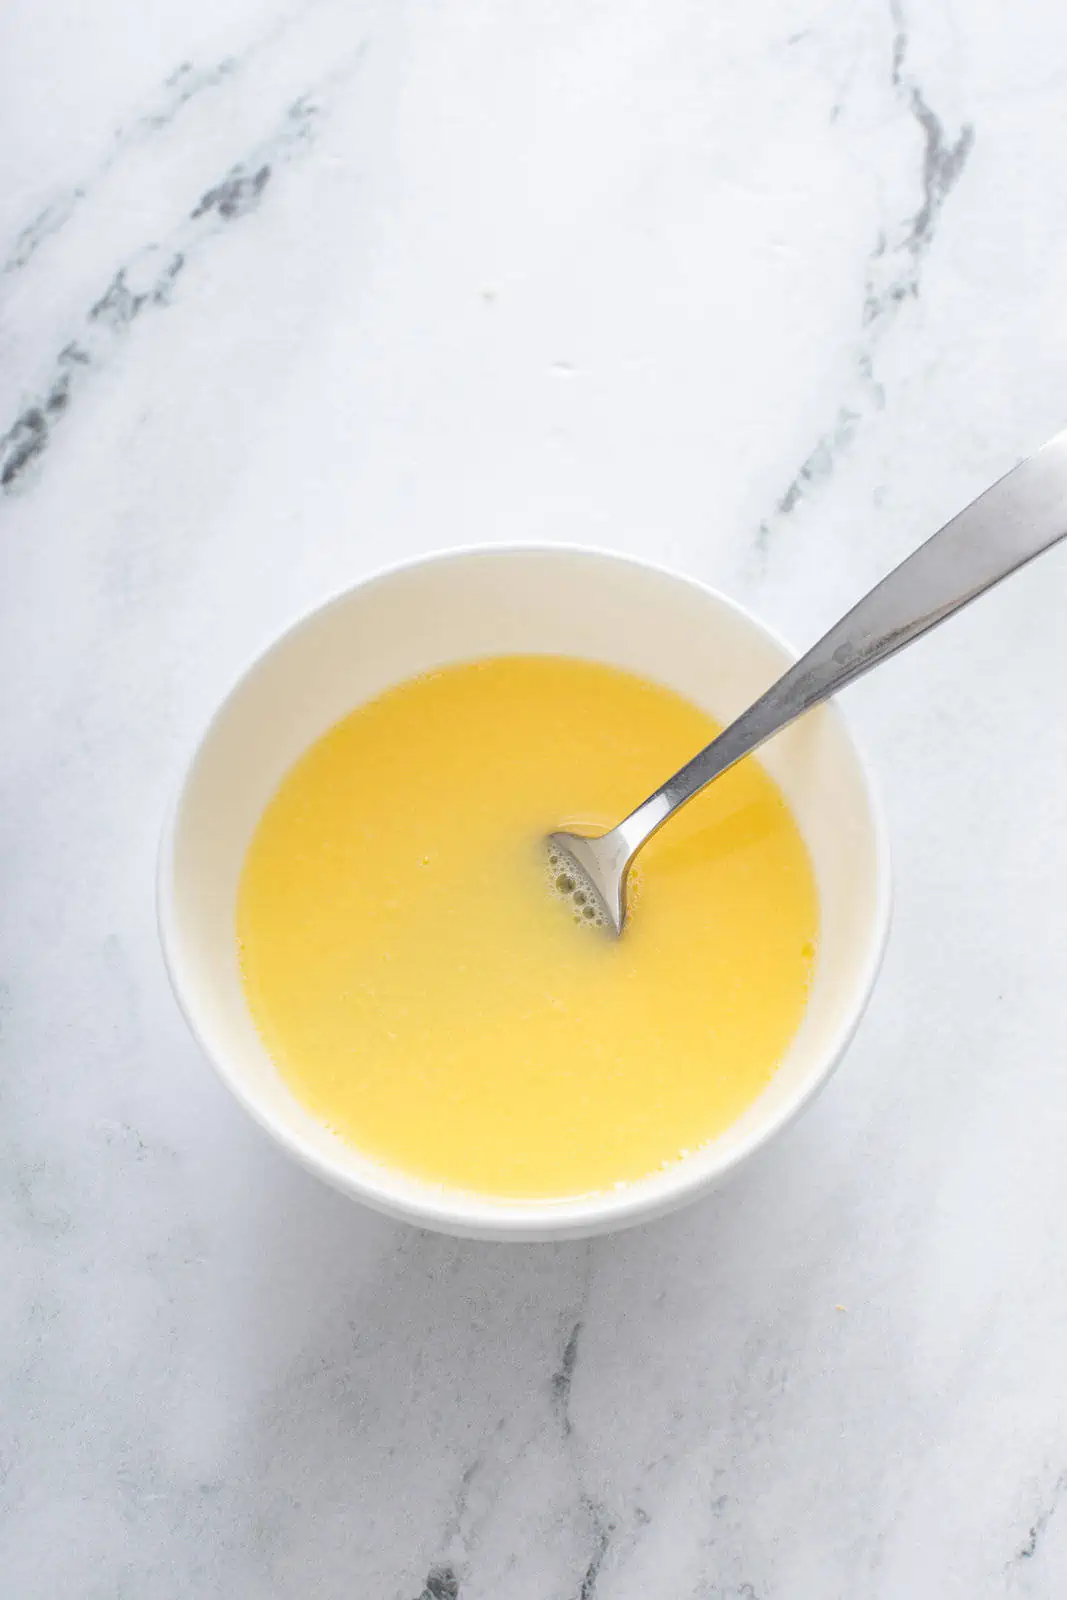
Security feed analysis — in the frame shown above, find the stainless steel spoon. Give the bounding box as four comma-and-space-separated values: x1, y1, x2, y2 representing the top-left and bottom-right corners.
549, 428, 1067, 934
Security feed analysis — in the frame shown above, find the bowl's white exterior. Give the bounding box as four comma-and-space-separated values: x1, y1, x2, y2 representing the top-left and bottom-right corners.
158, 547, 891, 1240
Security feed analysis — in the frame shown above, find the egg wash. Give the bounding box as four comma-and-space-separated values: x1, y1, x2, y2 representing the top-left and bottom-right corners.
236, 655, 819, 1199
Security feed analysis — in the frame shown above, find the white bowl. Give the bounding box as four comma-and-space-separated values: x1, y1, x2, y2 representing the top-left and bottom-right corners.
159, 547, 891, 1240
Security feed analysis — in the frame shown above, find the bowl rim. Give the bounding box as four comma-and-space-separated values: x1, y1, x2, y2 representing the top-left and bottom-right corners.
157, 542, 893, 1239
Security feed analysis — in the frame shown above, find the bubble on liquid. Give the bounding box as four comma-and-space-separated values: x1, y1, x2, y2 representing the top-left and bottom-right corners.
545, 843, 608, 929
800, 937, 818, 990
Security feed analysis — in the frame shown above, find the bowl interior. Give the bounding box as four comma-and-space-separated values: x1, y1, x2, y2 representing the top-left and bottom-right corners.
160, 549, 888, 1238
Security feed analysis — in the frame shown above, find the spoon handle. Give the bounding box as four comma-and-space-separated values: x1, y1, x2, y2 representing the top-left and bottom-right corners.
617, 428, 1067, 855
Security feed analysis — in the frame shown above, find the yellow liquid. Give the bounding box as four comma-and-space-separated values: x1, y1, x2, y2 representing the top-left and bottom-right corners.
237, 656, 818, 1198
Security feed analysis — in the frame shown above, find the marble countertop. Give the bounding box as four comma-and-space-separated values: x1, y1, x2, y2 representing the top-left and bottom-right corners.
5, 1, 1067, 1594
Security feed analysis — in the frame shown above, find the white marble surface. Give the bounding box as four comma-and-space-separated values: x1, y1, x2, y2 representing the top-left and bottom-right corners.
4, 0, 1067, 1593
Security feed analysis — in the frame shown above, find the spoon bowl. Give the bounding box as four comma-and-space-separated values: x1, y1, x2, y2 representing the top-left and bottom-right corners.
546, 827, 631, 934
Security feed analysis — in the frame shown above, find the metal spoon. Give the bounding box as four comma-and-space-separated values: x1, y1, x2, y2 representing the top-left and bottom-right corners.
549, 428, 1067, 934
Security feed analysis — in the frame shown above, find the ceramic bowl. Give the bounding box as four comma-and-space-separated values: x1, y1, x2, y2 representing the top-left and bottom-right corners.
158, 547, 891, 1239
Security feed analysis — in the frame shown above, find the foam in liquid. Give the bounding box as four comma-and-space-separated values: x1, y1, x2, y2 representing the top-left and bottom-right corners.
546, 845, 608, 929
